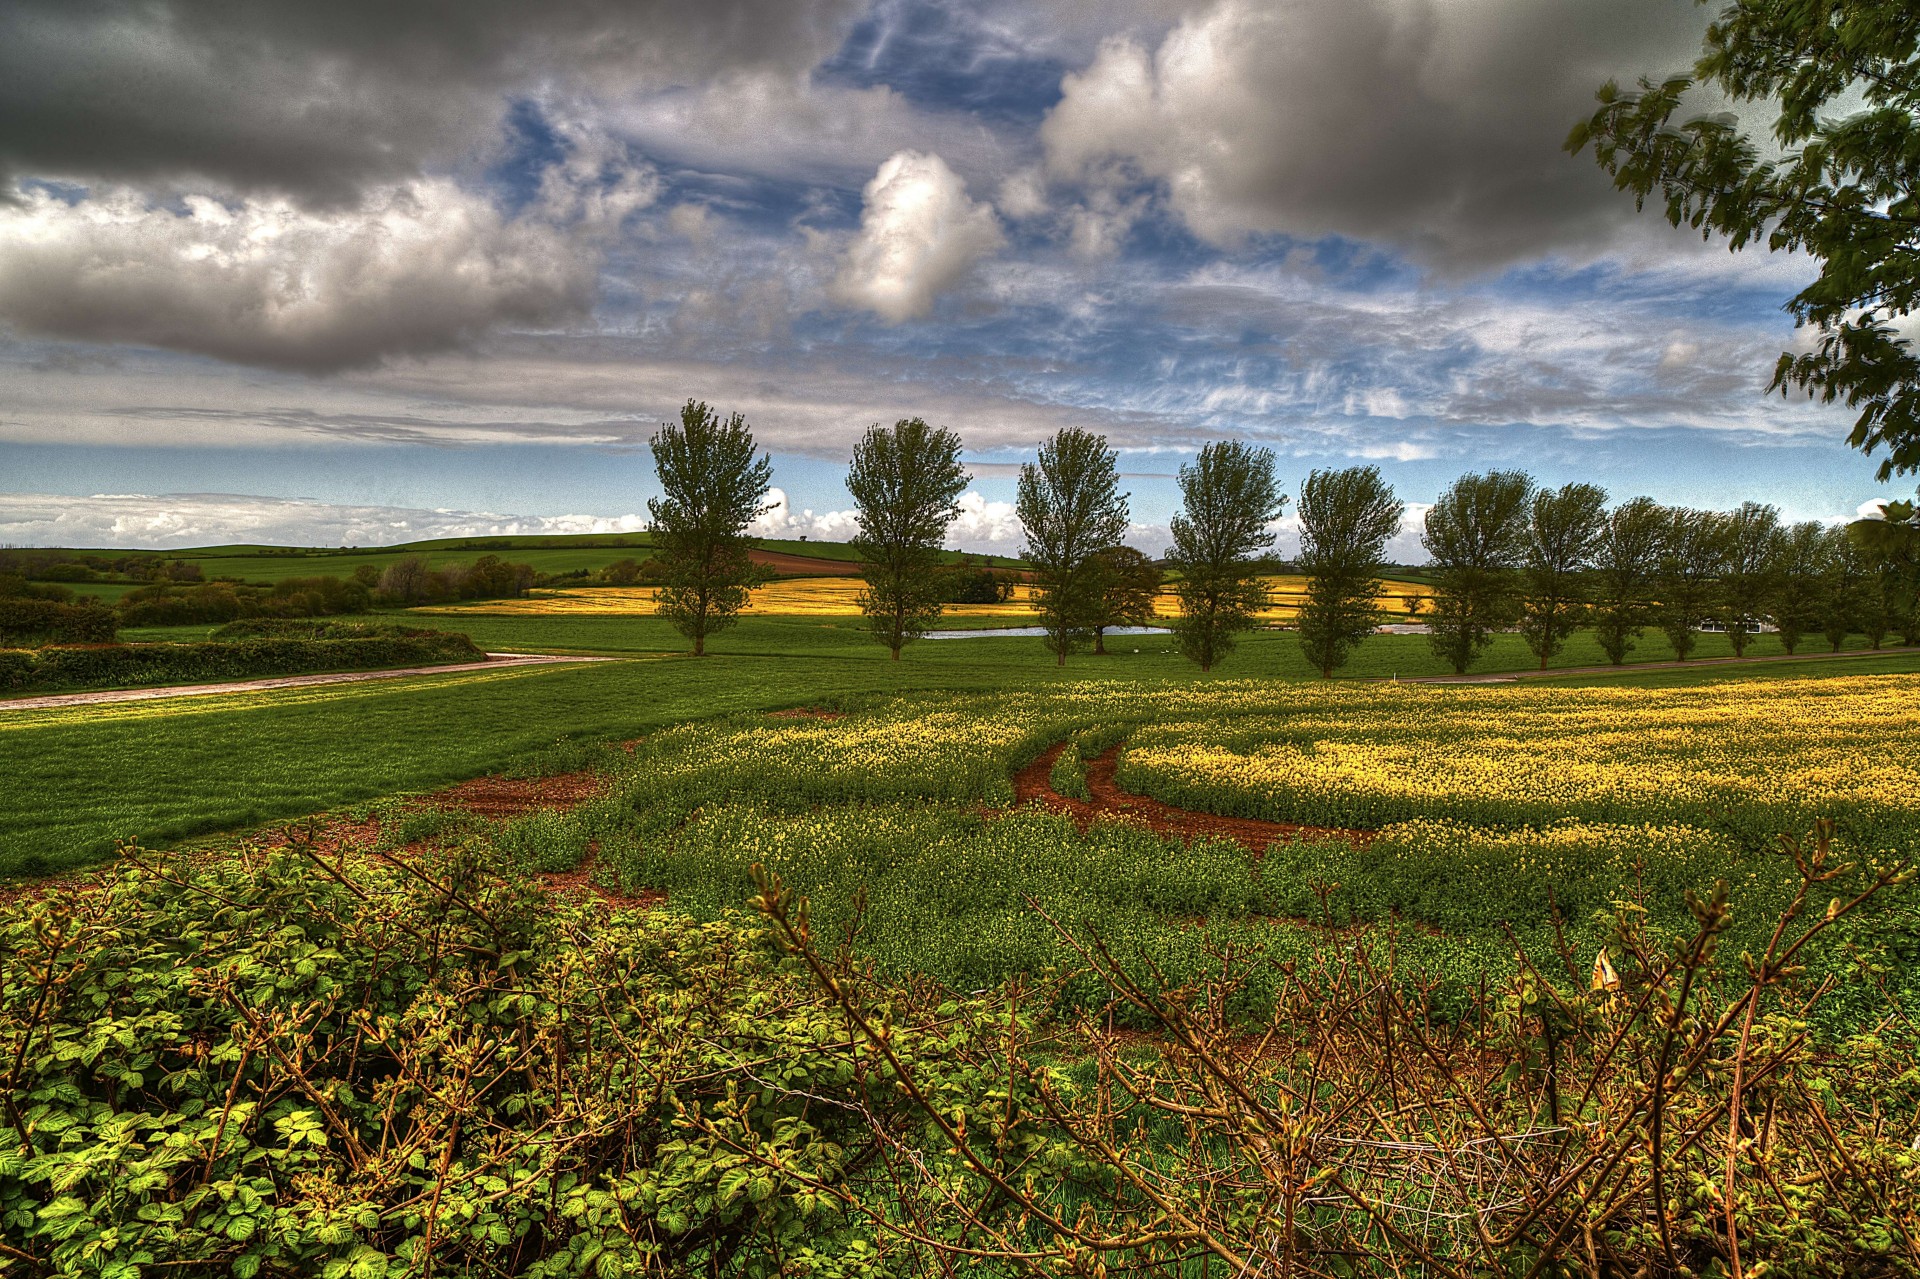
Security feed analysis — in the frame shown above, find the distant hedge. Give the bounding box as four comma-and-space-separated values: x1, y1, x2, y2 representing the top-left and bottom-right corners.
209, 618, 454, 641
0, 632, 486, 694
0, 597, 117, 645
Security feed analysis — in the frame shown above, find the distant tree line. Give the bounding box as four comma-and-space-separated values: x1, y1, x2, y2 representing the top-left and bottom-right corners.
1416, 473, 1920, 674
639, 402, 1919, 675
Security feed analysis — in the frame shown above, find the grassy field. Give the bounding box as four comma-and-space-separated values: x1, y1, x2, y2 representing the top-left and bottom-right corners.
36, 532, 1028, 589
5, 608, 1917, 879
588, 672, 1919, 1014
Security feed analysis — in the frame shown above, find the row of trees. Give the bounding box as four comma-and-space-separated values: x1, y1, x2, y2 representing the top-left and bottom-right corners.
642, 399, 1919, 673
642, 403, 1296, 668
1418, 473, 1920, 673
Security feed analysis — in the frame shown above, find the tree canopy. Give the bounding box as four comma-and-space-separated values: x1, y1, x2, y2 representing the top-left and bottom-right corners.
847, 418, 969, 659
647, 400, 773, 656
1167, 441, 1286, 672
1293, 466, 1403, 678
1016, 428, 1130, 665
1569, 0, 1920, 479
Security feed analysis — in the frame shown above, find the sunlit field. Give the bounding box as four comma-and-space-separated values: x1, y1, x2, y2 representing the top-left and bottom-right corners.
413, 573, 1437, 619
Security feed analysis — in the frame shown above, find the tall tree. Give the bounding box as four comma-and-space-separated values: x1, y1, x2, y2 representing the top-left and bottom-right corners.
1718, 501, 1784, 656
1084, 546, 1162, 654
1294, 466, 1404, 678
1817, 523, 1868, 652
847, 418, 970, 660
1016, 428, 1129, 665
1851, 496, 1920, 647
1770, 521, 1829, 656
1570, 1, 1920, 480
1166, 442, 1287, 672
648, 400, 773, 657
1655, 507, 1728, 662
1591, 496, 1668, 665
1421, 470, 1534, 674
1518, 482, 1608, 670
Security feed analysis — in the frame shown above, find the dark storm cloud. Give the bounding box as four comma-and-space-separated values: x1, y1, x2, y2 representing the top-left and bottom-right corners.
0, 0, 867, 202
1039, 0, 1719, 269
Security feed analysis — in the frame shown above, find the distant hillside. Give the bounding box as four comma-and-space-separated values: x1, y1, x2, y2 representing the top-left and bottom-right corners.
17, 532, 1027, 592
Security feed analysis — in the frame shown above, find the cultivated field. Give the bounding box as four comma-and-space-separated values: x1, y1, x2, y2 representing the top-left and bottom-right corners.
412, 573, 1439, 620
6, 655, 1918, 1274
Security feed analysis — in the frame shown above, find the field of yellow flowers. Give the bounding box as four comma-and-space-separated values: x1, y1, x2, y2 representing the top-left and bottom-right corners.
579, 673, 1918, 1014
417, 574, 1435, 620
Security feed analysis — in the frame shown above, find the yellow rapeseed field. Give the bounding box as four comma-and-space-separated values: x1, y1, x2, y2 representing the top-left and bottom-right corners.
419, 575, 1434, 619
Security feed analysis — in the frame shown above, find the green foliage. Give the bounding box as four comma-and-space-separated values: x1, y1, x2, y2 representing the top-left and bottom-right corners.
1570, 0, 1920, 478
0, 633, 484, 694
1772, 519, 1830, 655
1591, 495, 1667, 665
1517, 481, 1607, 670
847, 418, 970, 659
648, 400, 775, 656
1016, 428, 1130, 665
935, 556, 1015, 604
0, 596, 117, 646
0, 848, 1031, 1277
1719, 500, 1785, 656
1082, 545, 1161, 653
1422, 470, 1534, 673
1048, 746, 1089, 801
120, 574, 373, 626
1294, 465, 1403, 678
1658, 507, 1730, 661
1167, 441, 1286, 672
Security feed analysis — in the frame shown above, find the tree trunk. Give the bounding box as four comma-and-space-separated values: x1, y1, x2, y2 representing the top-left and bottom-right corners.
890, 646, 900, 661
1094, 628, 1106, 655
693, 633, 705, 657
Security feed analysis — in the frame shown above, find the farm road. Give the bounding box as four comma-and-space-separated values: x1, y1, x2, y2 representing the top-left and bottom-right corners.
1412, 644, 1917, 684
0, 652, 619, 712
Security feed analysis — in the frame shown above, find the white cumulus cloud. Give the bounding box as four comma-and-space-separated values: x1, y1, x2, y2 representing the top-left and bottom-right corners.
749, 488, 863, 541
0, 145, 656, 372
0, 492, 656, 550
944, 490, 1023, 554
832, 150, 1005, 323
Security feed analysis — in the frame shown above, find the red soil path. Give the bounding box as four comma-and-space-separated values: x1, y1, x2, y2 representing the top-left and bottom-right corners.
1012, 743, 1369, 851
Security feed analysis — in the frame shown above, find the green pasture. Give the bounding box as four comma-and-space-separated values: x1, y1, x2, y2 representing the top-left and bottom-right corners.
35, 532, 1027, 588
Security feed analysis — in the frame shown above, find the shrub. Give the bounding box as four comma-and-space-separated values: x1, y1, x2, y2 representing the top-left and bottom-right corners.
0, 846, 1005, 1277
0, 632, 484, 693
0, 597, 117, 645
210, 618, 451, 641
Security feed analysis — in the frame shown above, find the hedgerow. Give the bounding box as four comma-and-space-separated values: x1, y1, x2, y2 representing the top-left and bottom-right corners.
0, 597, 117, 646
0, 633, 485, 694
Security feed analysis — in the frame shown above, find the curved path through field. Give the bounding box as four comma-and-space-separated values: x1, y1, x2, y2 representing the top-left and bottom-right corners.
0, 652, 619, 712
1013, 742, 1368, 850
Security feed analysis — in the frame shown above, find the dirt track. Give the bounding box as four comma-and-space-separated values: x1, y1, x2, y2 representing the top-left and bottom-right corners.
0, 652, 618, 712
1013, 743, 1367, 851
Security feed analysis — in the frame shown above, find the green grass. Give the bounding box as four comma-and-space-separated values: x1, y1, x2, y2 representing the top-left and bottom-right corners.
37, 532, 1027, 589
0, 649, 1152, 877
1533, 648, 1920, 686
6, 613, 1914, 880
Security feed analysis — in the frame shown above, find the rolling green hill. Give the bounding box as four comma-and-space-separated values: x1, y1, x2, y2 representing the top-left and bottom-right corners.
25, 533, 1026, 588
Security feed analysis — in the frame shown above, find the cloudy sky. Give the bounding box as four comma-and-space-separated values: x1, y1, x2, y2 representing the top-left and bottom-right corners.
0, 0, 1905, 555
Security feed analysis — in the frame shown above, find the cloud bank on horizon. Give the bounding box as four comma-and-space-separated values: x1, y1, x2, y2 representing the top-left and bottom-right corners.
0, 0, 1903, 548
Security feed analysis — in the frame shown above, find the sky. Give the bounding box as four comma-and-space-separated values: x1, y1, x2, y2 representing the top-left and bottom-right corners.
0, 0, 1909, 558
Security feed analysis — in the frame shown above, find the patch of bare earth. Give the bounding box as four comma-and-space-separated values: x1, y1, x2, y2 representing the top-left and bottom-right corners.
426, 771, 609, 819
767, 707, 847, 720
0, 764, 649, 908
1013, 743, 1370, 852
